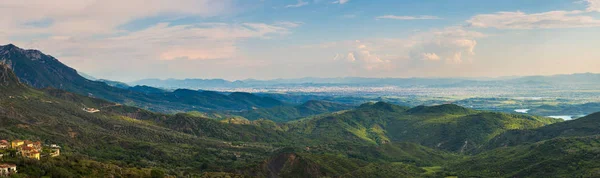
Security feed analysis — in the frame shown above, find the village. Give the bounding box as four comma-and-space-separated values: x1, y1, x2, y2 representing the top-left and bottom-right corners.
0, 139, 61, 177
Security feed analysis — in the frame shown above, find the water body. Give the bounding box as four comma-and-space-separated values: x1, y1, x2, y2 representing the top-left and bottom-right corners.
515, 109, 530, 113
548, 115, 575, 120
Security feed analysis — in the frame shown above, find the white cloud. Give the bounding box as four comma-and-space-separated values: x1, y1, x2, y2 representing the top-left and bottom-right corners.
467, 0, 600, 29
0, 0, 303, 80
286, 0, 308, 8
332, 0, 349, 4
467, 11, 600, 29
318, 27, 484, 69
421, 53, 441, 61
0, 0, 232, 36
331, 41, 392, 70
584, 0, 600, 12
409, 27, 483, 64
376, 15, 441, 20
33, 22, 295, 61
275, 21, 304, 28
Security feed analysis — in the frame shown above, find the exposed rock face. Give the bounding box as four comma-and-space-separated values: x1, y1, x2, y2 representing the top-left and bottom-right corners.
0, 44, 78, 89
0, 63, 23, 88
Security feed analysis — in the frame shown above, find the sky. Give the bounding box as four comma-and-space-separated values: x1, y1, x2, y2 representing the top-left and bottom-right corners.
1, 0, 600, 81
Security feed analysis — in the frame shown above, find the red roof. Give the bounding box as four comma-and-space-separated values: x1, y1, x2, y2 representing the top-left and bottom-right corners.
0, 163, 16, 168
0, 140, 7, 143
21, 146, 34, 151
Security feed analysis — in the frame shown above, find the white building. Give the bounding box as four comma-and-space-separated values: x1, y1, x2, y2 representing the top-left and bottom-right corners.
0, 163, 17, 177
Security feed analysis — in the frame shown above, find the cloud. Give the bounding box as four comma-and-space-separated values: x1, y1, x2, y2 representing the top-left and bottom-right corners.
376, 15, 442, 20
275, 21, 304, 28
43, 22, 295, 61
467, 0, 600, 29
286, 0, 308, 8
0, 0, 303, 80
584, 0, 600, 12
331, 41, 392, 70
332, 0, 349, 4
8, 21, 297, 81
421, 53, 441, 61
467, 11, 600, 29
0, 0, 232, 36
409, 27, 483, 64
318, 27, 484, 69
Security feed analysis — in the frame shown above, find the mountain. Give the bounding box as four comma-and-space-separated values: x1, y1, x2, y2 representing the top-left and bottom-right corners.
0, 44, 285, 112
528, 102, 600, 116
130, 73, 600, 90
77, 71, 98, 81
452, 136, 600, 177
130, 78, 238, 89
287, 102, 560, 152
97, 79, 130, 89
232, 100, 354, 122
451, 112, 600, 177
127, 85, 167, 94
0, 66, 457, 177
4, 55, 600, 177
485, 112, 600, 149
0, 66, 300, 176
510, 73, 600, 86
0, 63, 26, 91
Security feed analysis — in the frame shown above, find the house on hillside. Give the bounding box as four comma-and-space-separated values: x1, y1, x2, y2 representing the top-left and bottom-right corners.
10, 140, 23, 149
0, 163, 17, 177
83, 107, 100, 113
50, 148, 60, 157
49, 144, 61, 157
0, 140, 8, 149
23, 141, 41, 150
19, 146, 40, 160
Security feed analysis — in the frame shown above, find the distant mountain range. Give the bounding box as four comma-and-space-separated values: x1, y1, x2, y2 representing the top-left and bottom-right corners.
128, 73, 600, 90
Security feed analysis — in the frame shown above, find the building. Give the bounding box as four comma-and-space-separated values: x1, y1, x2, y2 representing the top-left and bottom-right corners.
83, 107, 100, 113
23, 141, 42, 150
19, 146, 40, 160
10, 140, 23, 149
0, 140, 8, 149
50, 148, 60, 157
0, 163, 17, 177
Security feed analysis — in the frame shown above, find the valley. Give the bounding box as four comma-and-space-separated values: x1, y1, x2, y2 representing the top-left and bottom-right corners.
1, 44, 600, 177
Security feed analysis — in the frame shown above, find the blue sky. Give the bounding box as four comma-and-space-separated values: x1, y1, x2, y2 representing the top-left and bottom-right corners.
1, 0, 599, 81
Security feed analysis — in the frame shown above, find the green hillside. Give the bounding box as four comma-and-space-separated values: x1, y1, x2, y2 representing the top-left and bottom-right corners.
486, 112, 600, 149
452, 136, 600, 177
288, 102, 560, 152
4, 62, 600, 177
232, 100, 354, 122
0, 65, 456, 177
0, 65, 283, 176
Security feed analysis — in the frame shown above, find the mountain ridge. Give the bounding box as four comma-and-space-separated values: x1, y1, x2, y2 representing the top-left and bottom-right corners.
0, 44, 287, 113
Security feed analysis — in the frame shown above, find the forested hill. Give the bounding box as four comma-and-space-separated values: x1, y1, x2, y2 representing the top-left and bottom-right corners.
230, 100, 354, 122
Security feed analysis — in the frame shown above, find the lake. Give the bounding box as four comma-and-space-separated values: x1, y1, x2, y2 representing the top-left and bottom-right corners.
547, 115, 575, 120
515, 109, 530, 113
